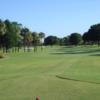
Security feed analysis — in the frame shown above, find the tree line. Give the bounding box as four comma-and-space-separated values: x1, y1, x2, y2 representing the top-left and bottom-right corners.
0, 19, 45, 53
0, 19, 100, 53
44, 24, 100, 46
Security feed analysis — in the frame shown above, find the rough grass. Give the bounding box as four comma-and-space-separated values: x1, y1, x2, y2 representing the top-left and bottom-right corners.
0, 46, 100, 100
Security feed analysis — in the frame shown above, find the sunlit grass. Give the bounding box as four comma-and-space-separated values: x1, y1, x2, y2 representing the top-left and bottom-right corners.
0, 46, 100, 100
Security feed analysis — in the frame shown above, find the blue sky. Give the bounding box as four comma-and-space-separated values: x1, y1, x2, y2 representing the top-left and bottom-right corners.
0, 0, 100, 37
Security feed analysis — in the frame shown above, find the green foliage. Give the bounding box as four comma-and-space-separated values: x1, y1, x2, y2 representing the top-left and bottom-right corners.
39, 32, 45, 44
1, 18, 100, 53
0, 19, 42, 52
0, 19, 6, 35
44, 36, 59, 45
69, 33, 82, 45
32, 32, 39, 45
0, 53, 4, 58
83, 24, 100, 45
60, 36, 70, 45
39, 32, 45, 39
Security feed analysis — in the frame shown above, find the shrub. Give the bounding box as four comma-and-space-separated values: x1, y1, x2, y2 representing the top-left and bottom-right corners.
0, 53, 4, 59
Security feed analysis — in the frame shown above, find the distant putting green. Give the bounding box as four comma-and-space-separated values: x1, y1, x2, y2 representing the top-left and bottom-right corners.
0, 46, 100, 100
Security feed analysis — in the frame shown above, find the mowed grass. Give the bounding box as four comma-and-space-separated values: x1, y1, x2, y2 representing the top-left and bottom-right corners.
0, 46, 100, 100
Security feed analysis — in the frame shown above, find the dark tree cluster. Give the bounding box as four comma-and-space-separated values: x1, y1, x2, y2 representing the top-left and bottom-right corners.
69, 33, 82, 45
44, 33, 82, 46
82, 24, 100, 45
0, 18, 100, 52
44, 36, 59, 46
0, 19, 45, 53
44, 23, 100, 46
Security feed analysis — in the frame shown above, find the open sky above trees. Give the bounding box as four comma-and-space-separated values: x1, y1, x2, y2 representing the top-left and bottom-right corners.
0, 0, 100, 37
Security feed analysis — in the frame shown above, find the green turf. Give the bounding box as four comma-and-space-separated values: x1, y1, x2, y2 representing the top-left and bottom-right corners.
0, 46, 100, 100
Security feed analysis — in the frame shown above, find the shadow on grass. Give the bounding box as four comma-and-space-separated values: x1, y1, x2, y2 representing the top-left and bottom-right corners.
90, 54, 100, 56
51, 46, 100, 55
56, 75, 100, 85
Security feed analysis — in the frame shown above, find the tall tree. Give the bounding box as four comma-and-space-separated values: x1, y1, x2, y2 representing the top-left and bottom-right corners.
82, 32, 90, 44
69, 33, 82, 45
21, 28, 30, 52
3, 20, 20, 52
26, 31, 33, 52
44, 36, 58, 46
32, 32, 39, 52
39, 32, 45, 51
11, 22, 22, 52
62, 36, 70, 45
86, 24, 100, 45
0, 19, 6, 49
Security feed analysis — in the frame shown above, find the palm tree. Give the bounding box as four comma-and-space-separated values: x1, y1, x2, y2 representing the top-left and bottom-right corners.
21, 28, 33, 52
0, 19, 6, 50
32, 32, 39, 52
21, 28, 29, 52
39, 32, 45, 51
11, 22, 22, 52
26, 31, 33, 52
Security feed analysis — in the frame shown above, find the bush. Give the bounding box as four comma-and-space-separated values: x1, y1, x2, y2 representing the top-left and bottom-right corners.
0, 53, 4, 59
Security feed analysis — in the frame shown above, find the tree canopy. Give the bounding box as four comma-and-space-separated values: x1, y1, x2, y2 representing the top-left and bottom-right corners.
44, 36, 59, 46
0, 18, 100, 53
69, 33, 82, 45
83, 24, 100, 45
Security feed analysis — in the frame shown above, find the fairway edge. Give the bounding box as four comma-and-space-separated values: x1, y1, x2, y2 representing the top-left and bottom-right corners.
56, 75, 100, 85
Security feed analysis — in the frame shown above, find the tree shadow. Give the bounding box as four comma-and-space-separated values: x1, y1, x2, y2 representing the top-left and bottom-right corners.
51, 46, 100, 55
90, 54, 100, 56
